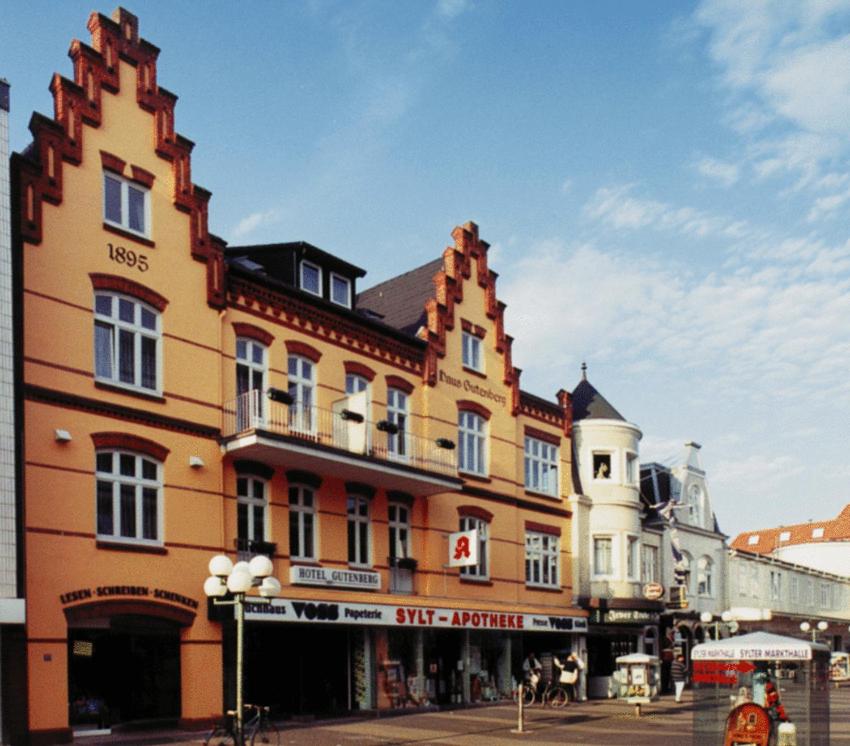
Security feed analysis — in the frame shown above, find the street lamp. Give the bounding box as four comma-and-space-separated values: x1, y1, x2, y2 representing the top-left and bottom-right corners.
700, 611, 736, 640
799, 620, 828, 642
204, 554, 281, 743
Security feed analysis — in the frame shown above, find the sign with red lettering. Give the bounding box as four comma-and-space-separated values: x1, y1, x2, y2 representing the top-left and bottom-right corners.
448, 529, 478, 567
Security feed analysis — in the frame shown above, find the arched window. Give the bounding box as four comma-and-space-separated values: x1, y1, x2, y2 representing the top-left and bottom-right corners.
386, 387, 409, 459
94, 293, 160, 393
458, 411, 487, 476
288, 355, 315, 433
236, 338, 267, 427
347, 492, 371, 566
459, 514, 489, 580
237, 475, 268, 549
289, 483, 316, 561
96, 449, 162, 545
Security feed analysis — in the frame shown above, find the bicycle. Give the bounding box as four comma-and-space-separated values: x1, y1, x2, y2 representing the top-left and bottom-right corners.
514, 676, 569, 708
205, 703, 280, 746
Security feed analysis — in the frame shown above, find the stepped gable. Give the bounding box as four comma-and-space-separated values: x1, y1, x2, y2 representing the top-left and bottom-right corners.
12, 6, 225, 307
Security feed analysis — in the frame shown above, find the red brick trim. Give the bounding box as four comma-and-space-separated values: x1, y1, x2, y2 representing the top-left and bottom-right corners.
130, 164, 155, 187
344, 360, 377, 382
457, 399, 492, 421
100, 149, 126, 175
90, 272, 168, 311
524, 426, 561, 446
232, 322, 274, 347
457, 505, 494, 523
525, 520, 561, 537
91, 432, 170, 462
285, 339, 322, 363
386, 375, 415, 395
461, 319, 486, 339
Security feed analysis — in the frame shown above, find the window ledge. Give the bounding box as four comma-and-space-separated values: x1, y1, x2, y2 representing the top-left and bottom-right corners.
103, 222, 155, 248
459, 471, 491, 483
525, 584, 563, 594
96, 539, 167, 555
524, 488, 561, 500
459, 577, 493, 586
289, 559, 321, 567
95, 380, 165, 403
462, 366, 487, 379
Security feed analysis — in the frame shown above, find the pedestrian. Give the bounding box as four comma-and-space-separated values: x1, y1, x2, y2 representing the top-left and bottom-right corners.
555, 654, 579, 701
522, 652, 542, 695
671, 655, 687, 703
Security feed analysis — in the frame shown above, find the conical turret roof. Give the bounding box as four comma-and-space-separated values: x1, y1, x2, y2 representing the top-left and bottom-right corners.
571, 363, 626, 422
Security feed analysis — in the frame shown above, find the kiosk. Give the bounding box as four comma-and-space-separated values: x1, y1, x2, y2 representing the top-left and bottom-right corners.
691, 631, 830, 746
830, 652, 849, 684
614, 653, 660, 714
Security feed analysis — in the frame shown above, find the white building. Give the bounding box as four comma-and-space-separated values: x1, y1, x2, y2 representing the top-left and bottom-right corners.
568, 365, 664, 698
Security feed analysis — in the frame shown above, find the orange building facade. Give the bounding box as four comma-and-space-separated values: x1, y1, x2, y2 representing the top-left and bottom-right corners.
12, 9, 586, 744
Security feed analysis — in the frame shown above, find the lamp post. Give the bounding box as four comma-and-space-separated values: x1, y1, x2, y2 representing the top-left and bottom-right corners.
700, 610, 735, 640
799, 620, 828, 643
204, 554, 281, 744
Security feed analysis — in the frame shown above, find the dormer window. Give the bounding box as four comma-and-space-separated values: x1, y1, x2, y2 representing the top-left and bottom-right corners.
779, 531, 790, 542
812, 527, 824, 539
330, 272, 351, 308
747, 534, 759, 545
300, 260, 322, 296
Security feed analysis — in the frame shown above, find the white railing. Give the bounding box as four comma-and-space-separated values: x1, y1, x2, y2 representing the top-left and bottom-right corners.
223, 390, 457, 477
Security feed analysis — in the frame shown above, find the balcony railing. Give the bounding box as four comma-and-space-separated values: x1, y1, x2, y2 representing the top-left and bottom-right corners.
223, 390, 457, 477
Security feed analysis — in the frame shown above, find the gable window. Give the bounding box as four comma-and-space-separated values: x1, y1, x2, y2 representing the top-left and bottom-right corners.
592, 536, 613, 576
592, 452, 611, 480
697, 556, 713, 596
237, 475, 267, 550
288, 484, 316, 561
524, 436, 558, 496
641, 544, 659, 583
386, 388, 408, 459
331, 273, 351, 308
236, 338, 266, 428
300, 260, 322, 296
288, 355, 315, 433
525, 531, 559, 588
104, 171, 149, 237
96, 450, 161, 545
94, 293, 160, 393
459, 515, 488, 579
462, 331, 483, 372
458, 411, 487, 475
347, 493, 371, 566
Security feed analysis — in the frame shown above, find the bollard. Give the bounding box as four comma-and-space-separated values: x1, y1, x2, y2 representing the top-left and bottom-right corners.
634, 702, 641, 718
511, 683, 527, 734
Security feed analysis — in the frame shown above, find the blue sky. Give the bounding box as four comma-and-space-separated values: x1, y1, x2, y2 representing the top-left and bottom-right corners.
4, 1, 850, 538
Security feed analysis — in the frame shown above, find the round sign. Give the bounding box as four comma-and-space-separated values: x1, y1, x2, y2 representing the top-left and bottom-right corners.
643, 582, 664, 600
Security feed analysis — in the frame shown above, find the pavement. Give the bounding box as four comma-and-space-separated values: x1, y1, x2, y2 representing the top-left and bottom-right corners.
75, 686, 850, 745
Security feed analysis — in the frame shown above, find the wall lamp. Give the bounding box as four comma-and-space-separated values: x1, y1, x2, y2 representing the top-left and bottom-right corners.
54, 429, 72, 443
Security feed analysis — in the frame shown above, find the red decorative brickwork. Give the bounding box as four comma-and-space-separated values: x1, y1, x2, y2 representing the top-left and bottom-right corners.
90, 431, 170, 462
525, 521, 561, 536
344, 361, 377, 382
100, 150, 126, 175
285, 340, 322, 363
130, 165, 155, 187
456, 399, 492, 421
14, 8, 224, 309
232, 322, 274, 347
89, 273, 169, 311
524, 425, 561, 446
385, 375, 415, 395
457, 505, 494, 523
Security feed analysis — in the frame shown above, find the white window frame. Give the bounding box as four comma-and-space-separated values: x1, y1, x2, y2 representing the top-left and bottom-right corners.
461, 331, 483, 373
236, 338, 267, 426
386, 387, 409, 460
641, 544, 659, 584
288, 355, 316, 433
330, 272, 352, 308
94, 292, 161, 395
347, 493, 371, 567
697, 555, 713, 597
626, 535, 640, 580
103, 171, 151, 238
525, 531, 560, 589
592, 451, 613, 480
299, 260, 322, 297
458, 411, 487, 476
747, 534, 759, 546
812, 527, 825, 538
779, 530, 791, 542
524, 436, 559, 496
625, 451, 638, 485
388, 502, 411, 560
237, 475, 268, 546
592, 535, 614, 578
96, 450, 162, 546
288, 484, 317, 561
459, 516, 489, 579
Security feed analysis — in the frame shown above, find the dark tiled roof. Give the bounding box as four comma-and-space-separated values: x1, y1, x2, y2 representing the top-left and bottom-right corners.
571, 379, 625, 422
356, 258, 444, 336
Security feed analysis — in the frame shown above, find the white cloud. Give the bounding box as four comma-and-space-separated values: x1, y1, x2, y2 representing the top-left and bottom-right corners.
436, 0, 470, 20
230, 209, 280, 240
696, 156, 740, 186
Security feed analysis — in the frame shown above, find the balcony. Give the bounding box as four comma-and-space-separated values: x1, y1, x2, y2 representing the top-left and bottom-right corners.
222, 390, 461, 497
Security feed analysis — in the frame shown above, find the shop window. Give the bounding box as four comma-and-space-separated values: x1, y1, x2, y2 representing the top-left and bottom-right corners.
458, 411, 487, 476
461, 331, 483, 372
347, 493, 371, 566
592, 536, 612, 576
289, 484, 316, 561
299, 260, 321, 296
94, 293, 160, 394
592, 452, 611, 480
330, 272, 351, 308
103, 171, 149, 237
524, 436, 558, 496
96, 450, 161, 545
459, 515, 488, 579
288, 354, 315, 433
386, 387, 409, 459
525, 531, 559, 588
697, 556, 713, 596
238, 476, 268, 550
236, 338, 266, 428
